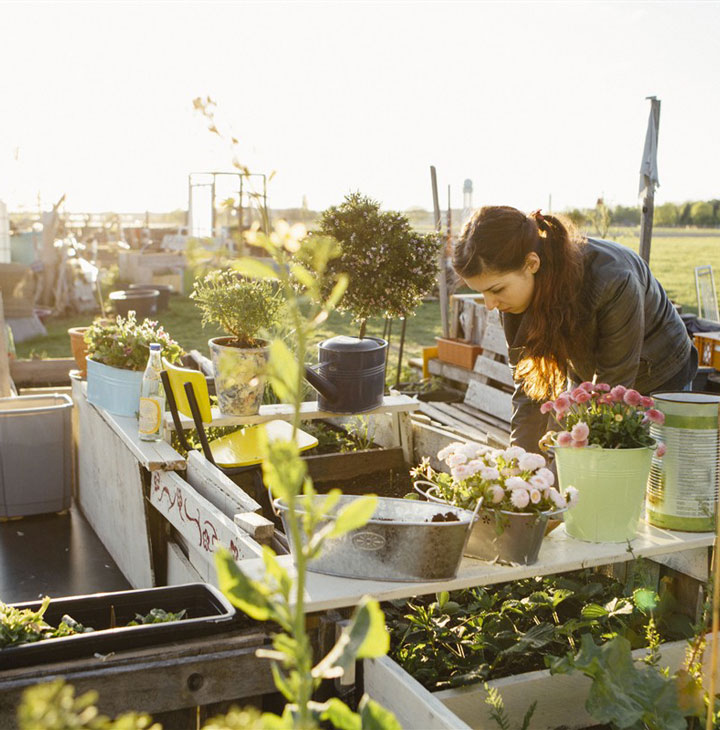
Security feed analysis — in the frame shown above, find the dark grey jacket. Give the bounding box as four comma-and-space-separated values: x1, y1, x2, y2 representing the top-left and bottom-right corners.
503, 238, 691, 452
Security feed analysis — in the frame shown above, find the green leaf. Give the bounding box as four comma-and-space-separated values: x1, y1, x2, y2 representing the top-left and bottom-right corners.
233, 257, 279, 281
270, 662, 295, 702
633, 588, 659, 615
581, 603, 609, 619
358, 695, 403, 730
312, 598, 389, 678
436, 591, 449, 610
328, 496, 377, 538
326, 274, 349, 309
262, 439, 307, 503
214, 548, 274, 622
267, 339, 300, 404
321, 698, 362, 730
290, 262, 316, 291
262, 545, 292, 603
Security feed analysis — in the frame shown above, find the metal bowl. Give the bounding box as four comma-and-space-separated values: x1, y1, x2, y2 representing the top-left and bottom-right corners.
275, 495, 476, 581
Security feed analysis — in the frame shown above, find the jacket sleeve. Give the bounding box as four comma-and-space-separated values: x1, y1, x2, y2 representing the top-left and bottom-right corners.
594, 272, 645, 387
507, 344, 551, 453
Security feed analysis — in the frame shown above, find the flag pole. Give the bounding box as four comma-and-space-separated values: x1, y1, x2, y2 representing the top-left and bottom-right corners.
639, 97, 661, 264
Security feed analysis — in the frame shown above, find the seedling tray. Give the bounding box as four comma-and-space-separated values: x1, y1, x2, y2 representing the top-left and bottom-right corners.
1, 582, 238, 670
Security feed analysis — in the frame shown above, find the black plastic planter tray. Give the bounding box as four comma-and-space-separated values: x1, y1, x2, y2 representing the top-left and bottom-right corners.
1, 583, 238, 670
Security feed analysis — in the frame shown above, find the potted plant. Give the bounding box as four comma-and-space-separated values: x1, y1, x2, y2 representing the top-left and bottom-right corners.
84, 313, 183, 417
190, 268, 283, 416
412, 442, 578, 565
539, 382, 666, 543
315, 192, 441, 337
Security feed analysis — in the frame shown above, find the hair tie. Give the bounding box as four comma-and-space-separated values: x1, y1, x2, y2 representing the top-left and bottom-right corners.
529, 209, 545, 224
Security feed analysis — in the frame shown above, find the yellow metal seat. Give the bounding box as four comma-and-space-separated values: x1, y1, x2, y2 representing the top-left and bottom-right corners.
161, 359, 318, 470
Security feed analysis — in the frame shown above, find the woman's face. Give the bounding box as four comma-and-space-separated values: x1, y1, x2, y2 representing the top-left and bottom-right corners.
462, 254, 540, 314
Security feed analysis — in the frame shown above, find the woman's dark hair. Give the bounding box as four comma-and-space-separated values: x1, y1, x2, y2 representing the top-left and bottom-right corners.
453, 205, 588, 400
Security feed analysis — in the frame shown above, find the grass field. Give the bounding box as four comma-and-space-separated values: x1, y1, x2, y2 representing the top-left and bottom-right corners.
15, 227, 720, 365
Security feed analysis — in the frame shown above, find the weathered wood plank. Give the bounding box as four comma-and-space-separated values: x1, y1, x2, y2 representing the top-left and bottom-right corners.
304, 447, 406, 482
464, 381, 513, 423
186, 451, 261, 515
234, 512, 275, 543
166, 539, 203, 584
150, 471, 264, 564
417, 402, 489, 442
10, 357, 75, 386
480, 320, 508, 358
73, 378, 155, 588
166, 394, 419, 430
0, 631, 272, 721
364, 656, 470, 730
473, 355, 514, 388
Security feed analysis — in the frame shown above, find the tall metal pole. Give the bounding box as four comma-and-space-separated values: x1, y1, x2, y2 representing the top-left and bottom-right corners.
639, 97, 661, 264
431, 166, 449, 338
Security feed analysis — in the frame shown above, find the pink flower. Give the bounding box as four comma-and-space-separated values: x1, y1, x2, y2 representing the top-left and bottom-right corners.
530, 474, 549, 490
656, 442, 667, 457
557, 431, 573, 447
623, 389, 642, 407
573, 390, 591, 404
540, 401, 554, 414
481, 466, 501, 482
553, 394, 571, 413
570, 422, 590, 441
580, 381, 595, 391
518, 452, 546, 471
595, 383, 611, 392
548, 487, 567, 509
537, 467, 555, 486
488, 485, 505, 503
452, 464, 471, 481
571, 386, 589, 401
644, 409, 665, 425
447, 453, 468, 467
572, 439, 588, 448
609, 385, 627, 402
510, 489, 530, 510
506, 476, 531, 491
641, 396, 654, 408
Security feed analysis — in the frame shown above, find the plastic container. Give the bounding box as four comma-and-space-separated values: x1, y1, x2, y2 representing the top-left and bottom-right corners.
1, 583, 238, 669
109, 289, 160, 319
129, 283, 173, 311
647, 392, 719, 532
436, 337, 483, 370
555, 445, 653, 543
0, 394, 72, 518
86, 357, 144, 417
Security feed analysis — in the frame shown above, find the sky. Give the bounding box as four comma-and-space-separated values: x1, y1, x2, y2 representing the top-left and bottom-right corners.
1, 0, 718, 215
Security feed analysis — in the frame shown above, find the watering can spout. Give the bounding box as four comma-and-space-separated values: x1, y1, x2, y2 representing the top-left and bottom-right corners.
304, 365, 340, 404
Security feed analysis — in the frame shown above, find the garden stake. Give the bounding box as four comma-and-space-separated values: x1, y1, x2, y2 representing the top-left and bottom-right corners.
707, 398, 720, 730
395, 316, 407, 387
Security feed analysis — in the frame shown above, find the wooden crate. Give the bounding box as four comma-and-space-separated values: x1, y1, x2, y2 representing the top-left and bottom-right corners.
693, 331, 720, 368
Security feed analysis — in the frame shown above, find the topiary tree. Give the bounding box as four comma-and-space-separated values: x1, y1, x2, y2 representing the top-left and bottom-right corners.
314, 192, 441, 336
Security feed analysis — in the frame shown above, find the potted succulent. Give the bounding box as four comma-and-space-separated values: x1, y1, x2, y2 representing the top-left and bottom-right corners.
413, 442, 578, 565
190, 268, 283, 415
84, 313, 183, 417
539, 382, 666, 543
315, 192, 441, 337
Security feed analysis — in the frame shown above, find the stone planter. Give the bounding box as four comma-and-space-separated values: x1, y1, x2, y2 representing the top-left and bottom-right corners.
209, 336, 269, 416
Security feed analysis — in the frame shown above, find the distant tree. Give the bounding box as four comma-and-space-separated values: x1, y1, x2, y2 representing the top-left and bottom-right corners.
679, 202, 693, 226
565, 208, 588, 228
612, 205, 641, 226
690, 201, 715, 227
654, 202, 680, 227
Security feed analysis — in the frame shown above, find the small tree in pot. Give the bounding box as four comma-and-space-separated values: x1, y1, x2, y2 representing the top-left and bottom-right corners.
191, 268, 283, 415
315, 192, 441, 337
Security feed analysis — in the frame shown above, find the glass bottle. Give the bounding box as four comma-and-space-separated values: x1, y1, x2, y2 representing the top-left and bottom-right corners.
138, 343, 165, 441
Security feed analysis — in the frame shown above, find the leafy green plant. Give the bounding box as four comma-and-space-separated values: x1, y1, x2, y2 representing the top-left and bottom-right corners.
314, 192, 441, 333
190, 268, 283, 348
84, 313, 183, 371
385, 569, 694, 692
126, 608, 187, 626
484, 684, 536, 730
0, 598, 92, 649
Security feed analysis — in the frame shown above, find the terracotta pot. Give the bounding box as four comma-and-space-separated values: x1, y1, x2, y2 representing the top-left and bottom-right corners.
68, 327, 89, 377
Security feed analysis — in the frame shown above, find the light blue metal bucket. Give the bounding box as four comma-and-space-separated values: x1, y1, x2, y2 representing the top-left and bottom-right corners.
86, 357, 144, 417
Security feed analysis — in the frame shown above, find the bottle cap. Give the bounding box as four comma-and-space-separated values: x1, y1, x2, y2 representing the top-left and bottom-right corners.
149, 343, 161, 351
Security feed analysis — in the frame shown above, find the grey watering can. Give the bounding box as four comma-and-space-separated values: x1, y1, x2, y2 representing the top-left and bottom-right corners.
304, 335, 388, 413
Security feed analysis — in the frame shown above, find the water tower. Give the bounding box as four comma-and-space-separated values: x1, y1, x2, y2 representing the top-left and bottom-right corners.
461, 179, 473, 227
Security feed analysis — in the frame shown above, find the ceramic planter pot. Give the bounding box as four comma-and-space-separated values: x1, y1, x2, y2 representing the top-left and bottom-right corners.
86, 357, 144, 417
68, 326, 89, 376
555, 444, 653, 543
209, 336, 269, 416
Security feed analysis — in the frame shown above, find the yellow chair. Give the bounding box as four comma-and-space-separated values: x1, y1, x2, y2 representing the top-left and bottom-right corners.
160, 358, 318, 473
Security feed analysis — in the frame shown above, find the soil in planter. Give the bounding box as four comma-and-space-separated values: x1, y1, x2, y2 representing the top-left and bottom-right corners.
430, 511, 460, 522
384, 565, 696, 692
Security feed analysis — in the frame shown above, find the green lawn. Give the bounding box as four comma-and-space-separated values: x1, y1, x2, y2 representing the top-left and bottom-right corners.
15, 227, 720, 363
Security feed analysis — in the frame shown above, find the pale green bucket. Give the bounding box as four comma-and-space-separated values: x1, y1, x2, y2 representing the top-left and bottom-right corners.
555, 445, 653, 542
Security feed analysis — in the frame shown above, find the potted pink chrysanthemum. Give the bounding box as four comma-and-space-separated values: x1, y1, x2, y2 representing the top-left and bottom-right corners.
412, 442, 578, 565
540, 382, 665, 543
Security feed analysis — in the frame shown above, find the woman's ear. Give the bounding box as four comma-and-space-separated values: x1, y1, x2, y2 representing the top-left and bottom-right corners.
525, 252, 541, 274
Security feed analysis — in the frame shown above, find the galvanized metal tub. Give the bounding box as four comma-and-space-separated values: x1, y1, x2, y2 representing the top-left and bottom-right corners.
647, 391, 719, 532
275, 495, 476, 581
414, 480, 562, 565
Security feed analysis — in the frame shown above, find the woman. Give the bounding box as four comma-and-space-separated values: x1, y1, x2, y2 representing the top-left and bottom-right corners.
453, 205, 697, 453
